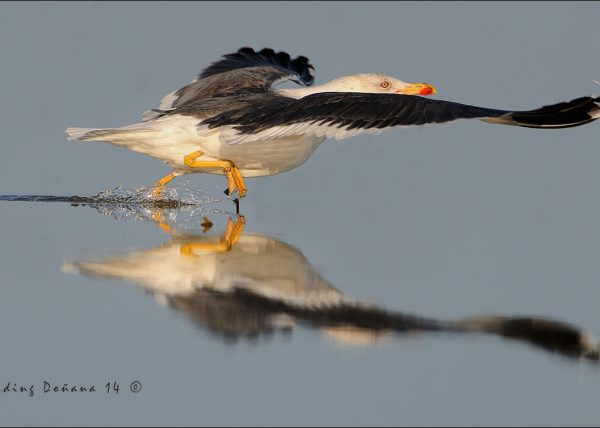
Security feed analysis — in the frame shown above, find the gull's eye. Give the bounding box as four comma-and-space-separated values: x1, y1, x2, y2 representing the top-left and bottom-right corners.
380, 80, 391, 89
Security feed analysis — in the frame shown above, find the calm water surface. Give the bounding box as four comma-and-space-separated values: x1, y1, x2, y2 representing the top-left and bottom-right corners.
0, 192, 598, 426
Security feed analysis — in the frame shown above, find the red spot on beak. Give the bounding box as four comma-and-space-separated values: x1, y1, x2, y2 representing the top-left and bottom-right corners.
419, 86, 434, 96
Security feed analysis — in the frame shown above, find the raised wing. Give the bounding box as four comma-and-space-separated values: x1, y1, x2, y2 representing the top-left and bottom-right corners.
199, 92, 600, 144
143, 47, 315, 121
199, 47, 314, 85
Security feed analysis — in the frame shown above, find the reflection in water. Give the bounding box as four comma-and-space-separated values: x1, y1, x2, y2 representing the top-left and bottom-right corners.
62, 206, 599, 362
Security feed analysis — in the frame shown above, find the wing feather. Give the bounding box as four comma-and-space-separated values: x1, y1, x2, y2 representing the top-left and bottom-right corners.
143, 47, 315, 121
200, 92, 600, 145
198, 47, 314, 85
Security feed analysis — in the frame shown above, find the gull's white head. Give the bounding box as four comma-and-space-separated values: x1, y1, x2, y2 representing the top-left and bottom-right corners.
324, 73, 437, 96
277, 73, 437, 99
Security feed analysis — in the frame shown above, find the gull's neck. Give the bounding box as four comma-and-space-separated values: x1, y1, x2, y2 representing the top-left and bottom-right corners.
276, 81, 345, 99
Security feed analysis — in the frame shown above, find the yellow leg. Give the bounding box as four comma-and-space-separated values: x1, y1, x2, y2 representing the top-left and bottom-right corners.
184, 150, 247, 198
180, 215, 246, 255
230, 167, 247, 197
223, 214, 245, 247
151, 210, 172, 234
157, 172, 177, 186
153, 172, 178, 197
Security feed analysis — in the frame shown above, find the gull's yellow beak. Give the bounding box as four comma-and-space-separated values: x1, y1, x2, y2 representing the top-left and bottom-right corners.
396, 82, 437, 96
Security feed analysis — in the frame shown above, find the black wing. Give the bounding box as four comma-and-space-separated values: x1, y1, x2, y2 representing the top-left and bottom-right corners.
200, 92, 600, 144
199, 47, 314, 86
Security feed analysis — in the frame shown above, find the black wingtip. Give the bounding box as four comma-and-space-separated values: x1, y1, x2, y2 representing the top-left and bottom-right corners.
488, 96, 600, 129
199, 47, 315, 86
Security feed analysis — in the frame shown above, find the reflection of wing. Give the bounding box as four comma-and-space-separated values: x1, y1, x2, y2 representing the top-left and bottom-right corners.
454, 316, 599, 361
143, 47, 315, 121
167, 287, 599, 359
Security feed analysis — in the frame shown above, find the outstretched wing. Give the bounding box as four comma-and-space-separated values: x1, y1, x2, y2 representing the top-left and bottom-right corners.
143, 47, 315, 121
199, 93, 600, 144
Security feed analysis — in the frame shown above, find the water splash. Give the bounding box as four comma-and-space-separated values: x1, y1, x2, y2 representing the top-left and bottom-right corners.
85, 183, 231, 230
91, 183, 218, 207
0, 181, 222, 207
0, 181, 235, 231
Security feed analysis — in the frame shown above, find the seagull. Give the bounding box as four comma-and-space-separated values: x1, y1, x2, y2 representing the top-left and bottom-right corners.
66, 47, 600, 198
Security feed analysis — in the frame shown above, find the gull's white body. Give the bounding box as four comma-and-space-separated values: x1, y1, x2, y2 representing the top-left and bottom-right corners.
73, 114, 328, 177
66, 74, 408, 178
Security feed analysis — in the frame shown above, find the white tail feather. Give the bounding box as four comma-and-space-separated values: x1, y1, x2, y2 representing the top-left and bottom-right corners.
64, 115, 211, 170
65, 122, 160, 143
65, 127, 101, 141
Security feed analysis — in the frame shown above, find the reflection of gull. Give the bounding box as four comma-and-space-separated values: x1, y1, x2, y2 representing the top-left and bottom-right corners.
64, 216, 351, 310
63, 210, 599, 361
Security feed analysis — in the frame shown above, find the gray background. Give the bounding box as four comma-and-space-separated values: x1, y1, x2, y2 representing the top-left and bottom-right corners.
0, 1, 599, 426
